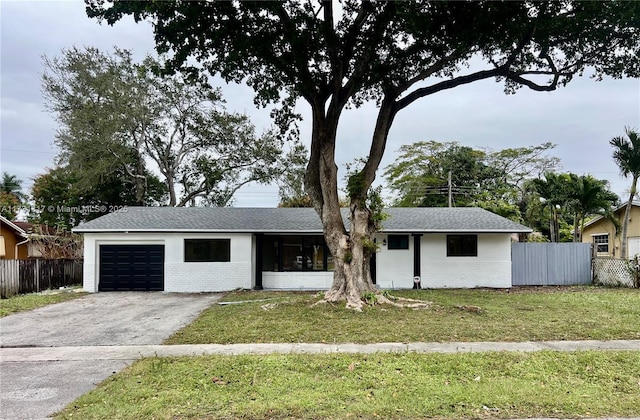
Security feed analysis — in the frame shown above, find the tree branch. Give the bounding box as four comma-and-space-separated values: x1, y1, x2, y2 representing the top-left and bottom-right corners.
273, 3, 318, 102
396, 67, 505, 111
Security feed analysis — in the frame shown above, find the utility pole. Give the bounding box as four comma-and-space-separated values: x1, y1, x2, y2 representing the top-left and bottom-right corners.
448, 170, 452, 208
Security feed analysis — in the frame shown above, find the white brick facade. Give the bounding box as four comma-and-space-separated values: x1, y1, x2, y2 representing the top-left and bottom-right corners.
262, 271, 334, 290
82, 232, 253, 293
374, 233, 512, 289
83, 231, 513, 293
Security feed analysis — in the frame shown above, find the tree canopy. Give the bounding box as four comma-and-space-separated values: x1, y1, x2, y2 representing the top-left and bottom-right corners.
384, 141, 559, 218
30, 166, 166, 229
42, 47, 304, 209
87, 0, 640, 308
0, 172, 26, 220
526, 172, 619, 243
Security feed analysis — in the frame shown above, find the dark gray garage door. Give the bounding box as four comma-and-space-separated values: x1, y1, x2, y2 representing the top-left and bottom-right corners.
99, 245, 164, 291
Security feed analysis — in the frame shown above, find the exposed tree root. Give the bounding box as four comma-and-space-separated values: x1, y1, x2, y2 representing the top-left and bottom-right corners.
312, 292, 432, 311
376, 294, 432, 309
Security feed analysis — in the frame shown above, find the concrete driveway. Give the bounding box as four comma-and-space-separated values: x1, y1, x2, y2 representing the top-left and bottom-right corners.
0, 292, 221, 419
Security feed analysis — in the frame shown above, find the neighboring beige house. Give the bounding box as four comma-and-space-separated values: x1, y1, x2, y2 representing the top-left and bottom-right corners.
0, 215, 29, 259
0, 217, 70, 259
581, 201, 640, 258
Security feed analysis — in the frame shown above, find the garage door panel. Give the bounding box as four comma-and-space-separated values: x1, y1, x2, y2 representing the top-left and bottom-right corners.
99, 245, 164, 291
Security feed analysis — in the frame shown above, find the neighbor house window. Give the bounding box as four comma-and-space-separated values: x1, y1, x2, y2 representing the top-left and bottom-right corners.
387, 235, 409, 250
447, 235, 478, 257
593, 234, 609, 253
184, 239, 230, 262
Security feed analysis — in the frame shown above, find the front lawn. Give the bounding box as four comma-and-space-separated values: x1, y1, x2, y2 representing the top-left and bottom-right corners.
0, 288, 86, 317
55, 350, 640, 419
165, 287, 640, 344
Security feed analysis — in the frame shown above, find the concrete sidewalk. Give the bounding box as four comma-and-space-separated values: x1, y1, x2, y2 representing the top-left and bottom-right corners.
3, 339, 640, 362
2, 340, 639, 419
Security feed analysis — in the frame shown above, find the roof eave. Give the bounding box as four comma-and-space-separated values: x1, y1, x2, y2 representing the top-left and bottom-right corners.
74, 228, 532, 234
0, 215, 29, 237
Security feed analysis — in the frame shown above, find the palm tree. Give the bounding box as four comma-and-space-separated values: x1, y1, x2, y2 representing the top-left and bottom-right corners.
567, 174, 619, 242
611, 127, 640, 259
0, 172, 27, 203
530, 172, 570, 242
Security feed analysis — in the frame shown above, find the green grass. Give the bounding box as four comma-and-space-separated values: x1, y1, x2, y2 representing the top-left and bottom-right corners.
0, 288, 86, 317
55, 350, 640, 419
165, 287, 640, 344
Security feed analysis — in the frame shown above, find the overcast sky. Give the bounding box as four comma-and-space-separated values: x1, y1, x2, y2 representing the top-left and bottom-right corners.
1, 1, 639, 211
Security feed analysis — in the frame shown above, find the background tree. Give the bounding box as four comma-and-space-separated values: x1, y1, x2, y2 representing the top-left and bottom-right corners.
525, 172, 618, 243
43, 47, 302, 208
0, 193, 20, 220
484, 143, 561, 198
528, 172, 572, 243
566, 174, 619, 242
30, 166, 166, 229
0, 173, 27, 220
88, 1, 640, 309
384, 141, 560, 222
278, 143, 314, 208
43, 47, 151, 205
0, 173, 27, 203
384, 141, 497, 207
611, 127, 640, 259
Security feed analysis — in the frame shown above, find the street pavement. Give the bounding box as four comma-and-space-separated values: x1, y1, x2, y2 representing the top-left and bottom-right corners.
2, 340, 640, 419
0, 292, 221, 420
1, 293, 639, 419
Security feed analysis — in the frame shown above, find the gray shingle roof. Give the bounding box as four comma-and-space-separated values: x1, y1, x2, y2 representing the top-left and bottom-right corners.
73, 207, 531, 234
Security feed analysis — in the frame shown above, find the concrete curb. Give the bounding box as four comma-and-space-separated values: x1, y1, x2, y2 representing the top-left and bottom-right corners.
3, 339, 639, 362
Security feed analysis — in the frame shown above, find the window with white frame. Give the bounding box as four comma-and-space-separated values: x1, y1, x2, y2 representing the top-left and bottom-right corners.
593, 234, 609, 253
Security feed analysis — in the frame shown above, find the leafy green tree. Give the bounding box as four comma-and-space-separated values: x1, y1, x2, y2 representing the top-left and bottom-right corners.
484, 142, 561, 197
30, 166, 166, 229
0, 173, 26, 219
0, 193, 20, 220
566, 174, 619, 242
611, 127, 640, 259
30, 167, 81, 228
384, 141, 559, 223
384, 141, 497, 207
529, 172, 572, 242
43, 47, 300, 207
0, 173, 27, 203
43, 47, 150, 205
278, 143, 313, 208
88, 1, 640, 309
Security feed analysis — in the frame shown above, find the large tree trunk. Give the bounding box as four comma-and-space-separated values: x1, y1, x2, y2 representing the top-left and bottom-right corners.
166, 168, 177, 207
620, 176, 637, 259
133, 153, 147, 206
323, 205, 378, 309
305, 97, 396, 310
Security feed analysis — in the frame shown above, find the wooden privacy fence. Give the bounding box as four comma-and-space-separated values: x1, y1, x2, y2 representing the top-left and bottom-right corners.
592, 257, 638, 288
511, 243, 592, 286
0, 259, 83, 298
